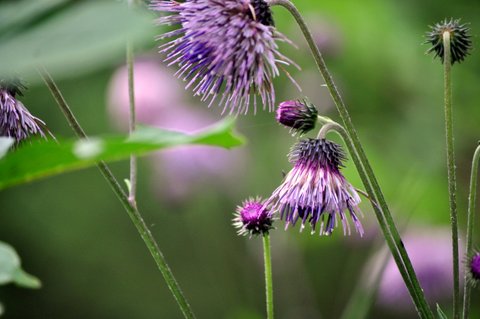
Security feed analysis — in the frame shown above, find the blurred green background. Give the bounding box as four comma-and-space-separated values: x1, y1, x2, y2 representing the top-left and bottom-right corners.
1, 0, 480, 318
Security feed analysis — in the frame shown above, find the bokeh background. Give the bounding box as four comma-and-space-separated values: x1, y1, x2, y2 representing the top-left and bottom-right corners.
1, 0, 480, 318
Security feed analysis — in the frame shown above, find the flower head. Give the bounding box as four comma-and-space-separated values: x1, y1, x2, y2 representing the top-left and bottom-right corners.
425, 18, 472, 64
234, 197, 273, 237
276, 99, 318, 135
467, 251, 480, 287
267, 138, 363, 236
0, 79, 46, 144
151, 0, 295, 115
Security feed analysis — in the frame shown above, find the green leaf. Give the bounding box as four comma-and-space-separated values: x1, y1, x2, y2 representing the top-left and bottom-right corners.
0, 241, 41, 289
0, 302, 3, 316
0, 138, 14, 159
0, 1, 155, 80
0, 118, 245, 190
436, 304, 448, 319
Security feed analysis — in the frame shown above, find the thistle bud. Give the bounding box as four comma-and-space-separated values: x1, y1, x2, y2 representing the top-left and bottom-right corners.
425, 18, 472, 64
233, 197, 273, 237
276, 99, 318, 135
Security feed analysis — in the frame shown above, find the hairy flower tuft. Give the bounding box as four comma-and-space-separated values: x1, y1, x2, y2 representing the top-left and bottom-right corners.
0, 79, 47, 144
276, 99, 318, 135
425, 18, 472, 64
234, 197, 273, 237
467, 251, 480, 287
266, 138, 363, 236
151, 0, 295, 115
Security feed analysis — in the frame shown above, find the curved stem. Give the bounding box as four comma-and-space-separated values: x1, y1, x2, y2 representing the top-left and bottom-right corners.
263, 234, 274, 319
443, 31, 460, 319
269, 1, 433, 317
317, 121, 339, 139
462, 143, 480, 319
40, 69, 196, 319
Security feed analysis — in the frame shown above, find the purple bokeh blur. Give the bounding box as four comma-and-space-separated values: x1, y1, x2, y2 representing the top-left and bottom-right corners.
377, 227, 464, 311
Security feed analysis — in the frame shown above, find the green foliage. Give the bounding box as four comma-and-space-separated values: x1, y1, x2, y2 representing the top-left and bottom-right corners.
0, 0, 155, 80
0, 118, 245, 190
0, 241, 41, 289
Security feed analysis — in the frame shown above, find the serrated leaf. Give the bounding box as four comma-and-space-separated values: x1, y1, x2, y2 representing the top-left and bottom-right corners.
0, 242, 41, 289
0, 118, 245, 190
0, 1, 155, 80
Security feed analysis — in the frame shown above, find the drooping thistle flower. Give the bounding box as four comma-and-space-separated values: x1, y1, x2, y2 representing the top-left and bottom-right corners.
425, 18, 472, 64
233, 197, 273, 237
276, 99, 318, 135
266, 138, 363, 236
467, 251, 480, 287
0, 79, 47, 144
151, 0, 295, 115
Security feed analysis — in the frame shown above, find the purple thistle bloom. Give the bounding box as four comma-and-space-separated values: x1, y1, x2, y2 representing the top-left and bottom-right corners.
266, 138, 363, 236
468, 252, 480, 286
0, 79, 46, 144
276, 99, 318, 135
151, 0, 295, 115
233, 197, 273, 237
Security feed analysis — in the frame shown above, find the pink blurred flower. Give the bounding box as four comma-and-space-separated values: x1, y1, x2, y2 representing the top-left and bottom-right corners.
106, 58, 247, 200
377, 227, 463, 311
107, 58, 182, 129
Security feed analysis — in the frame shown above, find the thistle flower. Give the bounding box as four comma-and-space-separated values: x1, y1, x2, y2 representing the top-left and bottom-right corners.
233, 197, 273, 237
467, 251, 480, 287
151, 0, 295, 115
425, 18, 472, 64
276, 99, 318, 135
0, 79, 46, 144
267, 138, 363, 236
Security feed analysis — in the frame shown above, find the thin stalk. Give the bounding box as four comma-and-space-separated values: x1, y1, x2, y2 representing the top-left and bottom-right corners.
263, 234, 274, 319
127, 39, 137, 206
462, 144, 480, 319
443, 31, 460, 319
40, 69, 196, 319
268, 1, 433, 317
127, 0, 137, 207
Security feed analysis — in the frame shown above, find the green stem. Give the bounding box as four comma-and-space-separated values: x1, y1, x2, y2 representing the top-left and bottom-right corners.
127, 2, 137, 207
40, 69, 196, 319
263, 234, 274, 319
269, 1, 433, 317
443, 31, 460, 319
316, 119, 427, 315
462, 143, 480, 319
